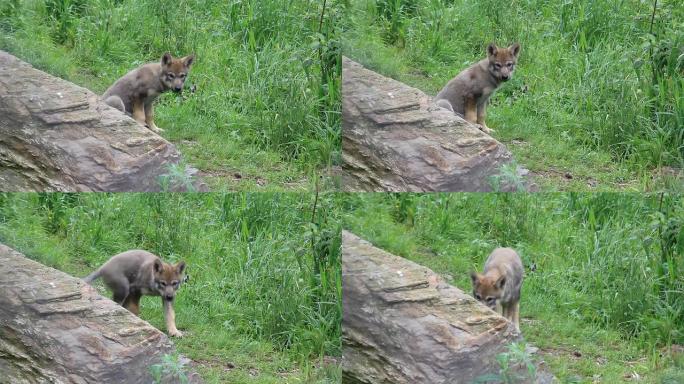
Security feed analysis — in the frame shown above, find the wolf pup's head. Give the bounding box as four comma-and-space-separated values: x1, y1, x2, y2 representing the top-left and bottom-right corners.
486, 43, 520, 82
153, 259, 187, 302
160, 52, 194, 93
470, 271, 505, 310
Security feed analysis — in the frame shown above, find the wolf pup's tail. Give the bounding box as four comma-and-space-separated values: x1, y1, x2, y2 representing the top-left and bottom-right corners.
434, 98, 455, 113
83, 269, 101, 284
104, 95, 126, 113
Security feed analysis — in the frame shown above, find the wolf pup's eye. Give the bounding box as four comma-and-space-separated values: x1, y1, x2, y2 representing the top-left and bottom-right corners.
167, 73, 175, 79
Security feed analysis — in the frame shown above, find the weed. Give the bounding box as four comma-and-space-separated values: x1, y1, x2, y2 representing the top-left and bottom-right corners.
473, 342, 537, 384
150, 354, 190, 384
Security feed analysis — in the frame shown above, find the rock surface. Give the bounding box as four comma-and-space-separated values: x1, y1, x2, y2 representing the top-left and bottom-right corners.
342, 57, 522, 192
0, 243, 201, 384
342, 231, 552, 384
0, 50, 206, 191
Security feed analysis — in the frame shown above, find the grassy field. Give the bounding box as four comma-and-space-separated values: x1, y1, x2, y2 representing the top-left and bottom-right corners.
341, 0, 684, 192
340, 193, 684, 383
0, 193, 341, 383
0, 0, 340, 191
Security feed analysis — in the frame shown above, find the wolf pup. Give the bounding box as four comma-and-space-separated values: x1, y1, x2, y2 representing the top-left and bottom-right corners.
434, 43, 520, 134
102, 52, 194, 133
84, 250, 187, 337
470, 247, 523, 331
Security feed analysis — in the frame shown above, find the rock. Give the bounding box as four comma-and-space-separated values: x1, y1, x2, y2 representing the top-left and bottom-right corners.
342, 57, 524, 192
0, 243, 202, 384
0, 50, 206, 191
342, 231, 554, 384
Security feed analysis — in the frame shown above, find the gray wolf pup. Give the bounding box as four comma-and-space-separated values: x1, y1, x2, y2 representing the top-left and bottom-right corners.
103, 52, 194, 133
434, 43, 520, 133
470, 247, 524, 331
84, 250, 187, 337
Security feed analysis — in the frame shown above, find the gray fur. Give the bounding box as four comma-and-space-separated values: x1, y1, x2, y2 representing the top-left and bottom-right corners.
434, 58, 501, 117
102, 63, 165, 115
433, 43, 520, 133
83, 250, 161, 303
483, 247, 523, 305
434, 98, 455, 113
104, 95, 126, 113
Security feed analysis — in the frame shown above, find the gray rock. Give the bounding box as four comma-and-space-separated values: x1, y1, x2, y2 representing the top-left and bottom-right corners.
341, 57, 523, 192
0, 50, 206, 191
342, 231, 554, 384
0, 243, 202, 384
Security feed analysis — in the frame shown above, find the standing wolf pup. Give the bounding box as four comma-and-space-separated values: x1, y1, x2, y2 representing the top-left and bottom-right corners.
103, 52, 194, 133
470, 247, 524, 332
84, 250, 187, 337
434, 43, 520, 134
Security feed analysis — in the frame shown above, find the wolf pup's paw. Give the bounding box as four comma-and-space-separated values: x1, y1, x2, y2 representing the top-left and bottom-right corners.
478, 124, 495, 134
168, 329, 184, 338
145, 123, 165, 133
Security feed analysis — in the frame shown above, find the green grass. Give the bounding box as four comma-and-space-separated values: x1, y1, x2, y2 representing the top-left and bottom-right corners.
0, 0, 341, 191
340, 193, 684, 383
341, 0, 684, 192
0, 193, 341, 383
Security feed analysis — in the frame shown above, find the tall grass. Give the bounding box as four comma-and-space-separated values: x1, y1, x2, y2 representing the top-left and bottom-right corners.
342, 0, 684, 190
340, 193, 684, 382
0, 0, 341, 190
0, 192, 341, 383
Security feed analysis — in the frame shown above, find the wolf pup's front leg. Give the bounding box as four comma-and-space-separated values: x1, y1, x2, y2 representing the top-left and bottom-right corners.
144, 101, 163, 133
163, 299, 183, 337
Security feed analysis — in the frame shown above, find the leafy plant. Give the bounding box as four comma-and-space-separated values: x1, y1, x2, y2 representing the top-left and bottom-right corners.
473, 342, 537, 384
150, 354, 190, 384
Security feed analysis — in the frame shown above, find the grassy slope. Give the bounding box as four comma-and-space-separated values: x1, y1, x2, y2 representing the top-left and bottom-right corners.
0, 0, 340, 192
342, 0, 684, 192
340, 193, 684, 383
0, 193, 341, 383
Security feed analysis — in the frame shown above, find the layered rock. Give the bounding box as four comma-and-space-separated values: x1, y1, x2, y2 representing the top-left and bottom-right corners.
0, 50, 205, 191
342, 57, 523, 192
342, 231, 553, 384
0, 243, 201, 383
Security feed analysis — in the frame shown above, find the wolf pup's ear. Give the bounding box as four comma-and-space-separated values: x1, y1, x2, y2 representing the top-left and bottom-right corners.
183, 55, 195, 68
176, 261, 187, 274
509, 43, 521, 58
494, 275, 506, 289
153, 259, 163, 273
487, 43, 498, 57
470, 271, 480, 286
161, 52, 173, 67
